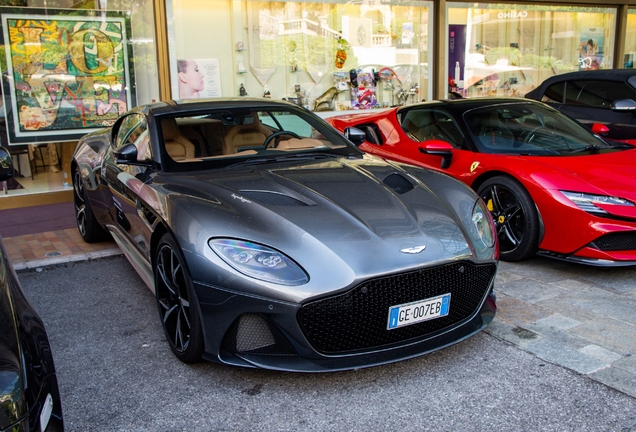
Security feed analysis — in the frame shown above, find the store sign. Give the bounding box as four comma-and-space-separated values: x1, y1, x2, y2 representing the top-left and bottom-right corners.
0, 9, 134, 144
497, 11, 528, 19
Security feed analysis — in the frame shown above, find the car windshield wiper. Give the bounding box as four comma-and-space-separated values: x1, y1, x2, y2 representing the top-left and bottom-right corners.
565, 144, 602, 154
605, 139, 635, 149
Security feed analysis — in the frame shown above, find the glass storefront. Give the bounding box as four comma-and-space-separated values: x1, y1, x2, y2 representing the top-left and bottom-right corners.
625, 8, 636, 68
447, 3, 616, 98
0, 0, 634, 204
0, 0, 159, 199
166, 0, 433, 113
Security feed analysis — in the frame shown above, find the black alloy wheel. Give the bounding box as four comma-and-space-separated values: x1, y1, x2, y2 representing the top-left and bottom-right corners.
155, 233, 204, 363
477, 176, 539, 261
72, 167, 108, 243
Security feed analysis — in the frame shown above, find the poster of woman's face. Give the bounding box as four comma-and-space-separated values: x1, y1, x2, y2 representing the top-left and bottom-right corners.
177, 59, 205, 99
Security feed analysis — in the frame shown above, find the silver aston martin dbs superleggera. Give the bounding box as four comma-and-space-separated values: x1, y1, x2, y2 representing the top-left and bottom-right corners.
72, 98, 498, 372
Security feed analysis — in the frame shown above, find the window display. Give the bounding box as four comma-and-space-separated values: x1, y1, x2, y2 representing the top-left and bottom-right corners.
167, 0, 432, 111
447, 3, 616, 98
0, 0, 159, 198
0, 9, 134, 144
624, 9, 636, 69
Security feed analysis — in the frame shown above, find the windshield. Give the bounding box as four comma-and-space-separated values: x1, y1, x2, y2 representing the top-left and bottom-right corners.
157, 106, 359, 170
464, 103, 613, 156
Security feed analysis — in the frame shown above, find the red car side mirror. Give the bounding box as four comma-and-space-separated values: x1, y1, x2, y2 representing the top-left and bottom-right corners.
591, 123, 609, 136
418, 140, 454, 169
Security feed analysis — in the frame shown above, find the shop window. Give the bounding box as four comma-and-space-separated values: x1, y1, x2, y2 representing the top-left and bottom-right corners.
625, 9, 636, 69
448, 3, 617, 99
166, 0, 432, 112
0, 0, 159, 199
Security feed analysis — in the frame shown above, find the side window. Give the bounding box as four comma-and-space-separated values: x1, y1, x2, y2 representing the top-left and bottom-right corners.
541, 82, 565, 103
400, 109, 464, 148
566, 80, 636, 109
114, 114, 151, 161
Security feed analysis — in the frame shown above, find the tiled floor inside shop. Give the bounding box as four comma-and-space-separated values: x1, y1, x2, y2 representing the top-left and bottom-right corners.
3, 170, 72, 197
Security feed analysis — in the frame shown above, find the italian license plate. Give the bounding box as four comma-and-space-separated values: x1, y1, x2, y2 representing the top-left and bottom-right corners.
387, 293, 451, 330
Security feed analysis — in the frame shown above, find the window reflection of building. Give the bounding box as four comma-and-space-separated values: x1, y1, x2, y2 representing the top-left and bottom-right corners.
448, 3, 616, 98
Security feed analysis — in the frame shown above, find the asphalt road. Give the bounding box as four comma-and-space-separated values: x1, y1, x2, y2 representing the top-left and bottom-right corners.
18, 257, 636, 431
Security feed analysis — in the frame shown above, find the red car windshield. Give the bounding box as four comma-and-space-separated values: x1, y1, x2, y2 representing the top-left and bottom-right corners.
464, 103, 613, 155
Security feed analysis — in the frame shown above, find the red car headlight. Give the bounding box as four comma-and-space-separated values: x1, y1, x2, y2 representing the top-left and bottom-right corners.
560, 191, 634, 215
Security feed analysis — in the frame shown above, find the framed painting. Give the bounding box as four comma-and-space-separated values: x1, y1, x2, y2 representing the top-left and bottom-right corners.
0, 8, 135, 145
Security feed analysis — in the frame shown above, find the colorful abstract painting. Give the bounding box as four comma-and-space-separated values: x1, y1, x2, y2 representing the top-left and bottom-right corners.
1, 10, 134, 144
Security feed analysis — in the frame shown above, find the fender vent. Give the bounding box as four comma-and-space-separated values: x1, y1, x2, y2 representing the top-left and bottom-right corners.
383, 173, 414, 194
239, 190, 312, 206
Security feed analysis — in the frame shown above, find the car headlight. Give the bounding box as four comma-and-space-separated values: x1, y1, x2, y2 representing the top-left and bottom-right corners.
471, 199, 496, 249
209, 239, 309, 286
561, 191, 634, 214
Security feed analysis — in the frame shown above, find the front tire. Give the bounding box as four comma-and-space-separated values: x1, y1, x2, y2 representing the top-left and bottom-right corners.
73, 167, 109, 243
477, 176, 539, 261
154, 233, 204, 363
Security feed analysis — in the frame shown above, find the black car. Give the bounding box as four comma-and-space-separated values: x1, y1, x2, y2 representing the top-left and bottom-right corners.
0, 147, 64, 431
525, 69, 636, 143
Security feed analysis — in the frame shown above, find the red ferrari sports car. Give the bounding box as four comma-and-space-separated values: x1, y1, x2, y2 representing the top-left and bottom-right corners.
328, 98, 636, 266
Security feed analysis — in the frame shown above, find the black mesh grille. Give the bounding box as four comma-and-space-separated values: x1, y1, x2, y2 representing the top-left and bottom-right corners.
589, 232, 636, 251
383, 173, 414, 194
297, 262, 496, 354
221, 314, 297, 356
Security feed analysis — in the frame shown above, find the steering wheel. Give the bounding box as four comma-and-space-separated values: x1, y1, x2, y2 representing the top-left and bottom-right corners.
263, 130, 301, 148
522, 125, 546, 143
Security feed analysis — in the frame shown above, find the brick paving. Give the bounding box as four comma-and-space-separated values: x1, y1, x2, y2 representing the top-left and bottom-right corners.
5, 227, 121, 270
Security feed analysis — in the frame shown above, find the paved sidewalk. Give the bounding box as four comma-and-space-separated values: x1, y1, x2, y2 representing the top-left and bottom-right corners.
4, 228, 121, 271
490, 259, 636, 398
6, 226, 636, 399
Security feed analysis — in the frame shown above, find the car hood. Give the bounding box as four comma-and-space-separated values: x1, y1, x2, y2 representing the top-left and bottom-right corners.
153, 155, 490, 302
519, 149, 636, 199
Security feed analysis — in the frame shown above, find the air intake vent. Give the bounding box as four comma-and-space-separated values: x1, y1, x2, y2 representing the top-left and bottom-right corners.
589, 231, 636, 251
383, 173, 414, 194
239, 190, 310, 206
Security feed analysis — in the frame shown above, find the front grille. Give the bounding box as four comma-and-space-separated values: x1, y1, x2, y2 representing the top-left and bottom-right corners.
297, 262, 496, 354
589, 232, 636, 251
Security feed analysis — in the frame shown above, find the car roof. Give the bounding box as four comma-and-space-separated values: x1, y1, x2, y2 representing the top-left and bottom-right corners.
397, 97, 539, 113
525, 69, 636, 99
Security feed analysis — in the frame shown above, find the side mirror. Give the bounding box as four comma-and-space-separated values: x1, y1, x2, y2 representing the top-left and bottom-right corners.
344, 127, 366, 146
591, 123, 610, 136
418, 140, 454, 169
610, 99, 636, 111
114, 143, 139, 164
0, 147, 15, 181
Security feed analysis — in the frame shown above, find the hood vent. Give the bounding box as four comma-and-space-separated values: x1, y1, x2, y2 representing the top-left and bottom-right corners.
383, 173, 414, 194
239, 190, 311, 206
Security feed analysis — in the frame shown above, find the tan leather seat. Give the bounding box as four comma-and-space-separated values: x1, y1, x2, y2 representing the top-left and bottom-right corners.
162, 118, 196, 161
223, 113, 271, 154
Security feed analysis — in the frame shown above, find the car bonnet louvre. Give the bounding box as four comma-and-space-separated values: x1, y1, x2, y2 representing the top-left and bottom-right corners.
238, 190, 314, 206
383, 173, 414, 194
